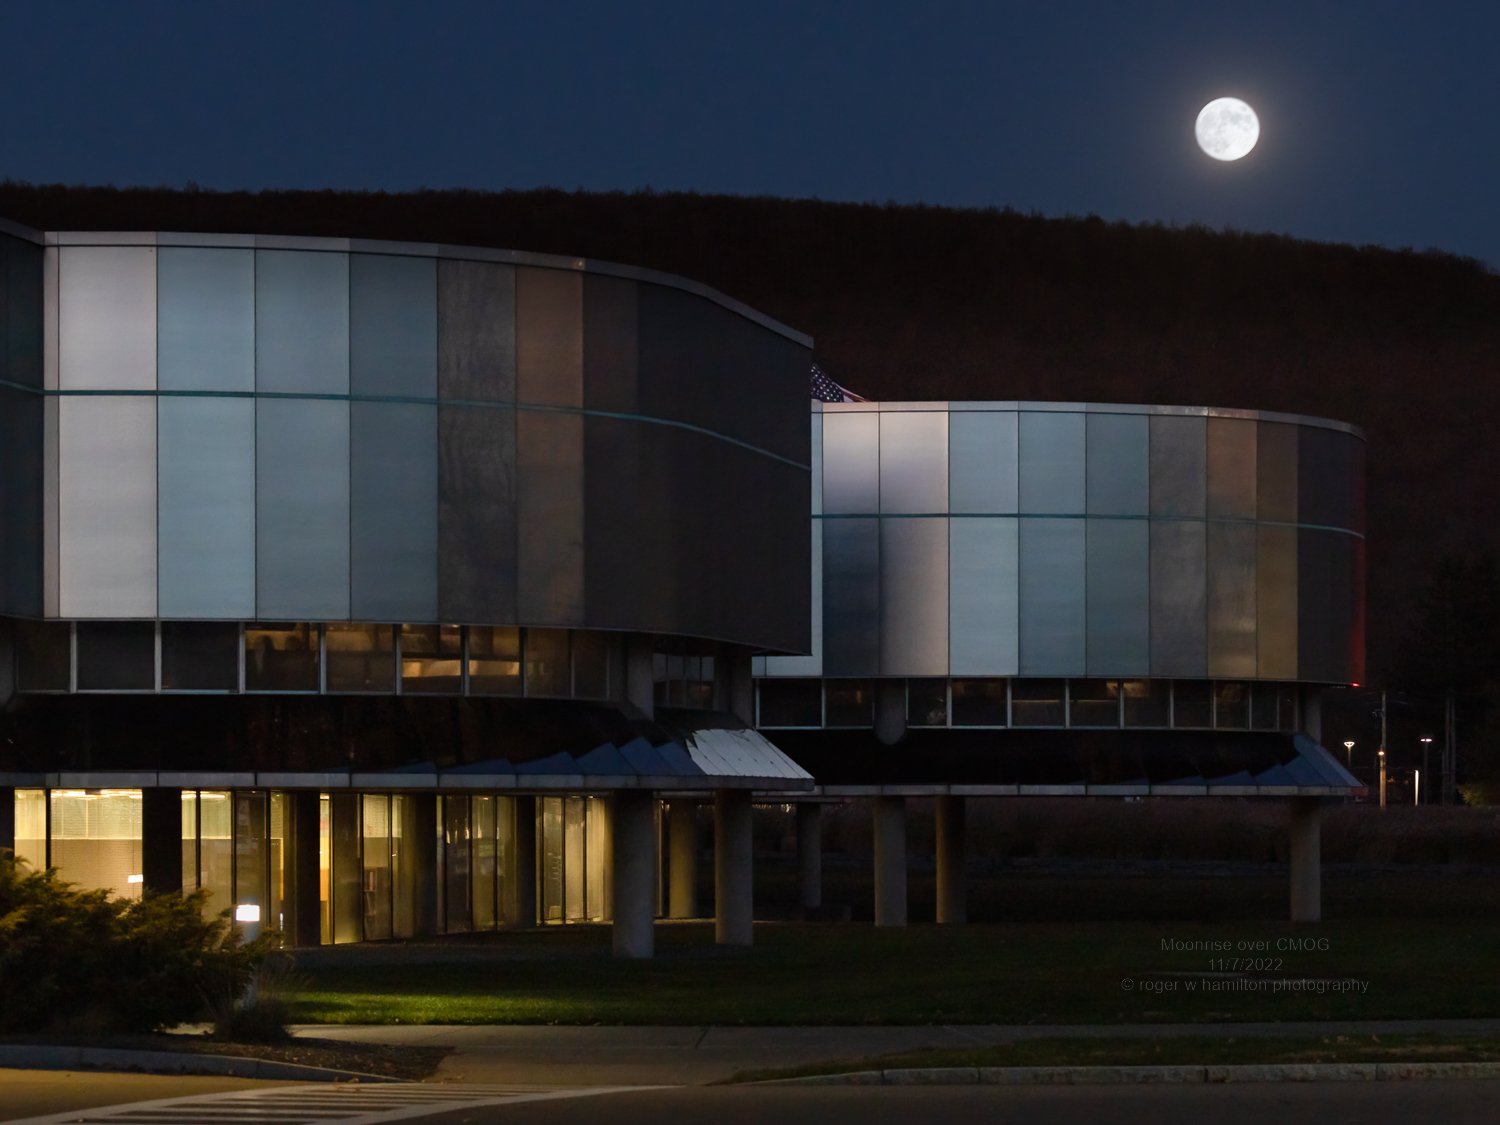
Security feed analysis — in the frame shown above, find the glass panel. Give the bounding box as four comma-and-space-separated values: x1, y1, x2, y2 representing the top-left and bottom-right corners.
16, 620, 70, 691
401, 624, 463, 694
1256, 421, 1299, 523
1011, 679, 1065, 726
1018, 411, 1085, 514
58, 246, 155, 390
49, 789, 143, 899
540, 797, 564, 923
162, 622, 240, 692
350, 253, 437, 397
1122, 680, 1170, 727
234, 791, 267, 939
331, 793, 362, 943
563, 797, 586, 922
13, 789, 47, 870
392, 795, 420, 939
157, 247, 254, 391
444, 796, 471, 933
585, 797, 610, 922
951, 678, 1007, 726
1279, 686, 1299, 732
879, 410, 947, 513
821, 411, 879, 514
949, 410, 1018, 514
326, 623, 395, 693
1150, 522, 1207, 678
350, 402, 438, 621
269, 793, 288, 939
1257, 525, 1299, 680
757, 679, 822, 726
1149, 415, 1206, 518
1086, 413, 1149, 515
949, 517, 1019, 675
907, 678, 948, 727
822, 517, 880, 676
255, 398, 351, 620
516, 411, 584, 623
496, 797, 516, 927
1208, 522, 1258, 679
880, 516, 948, 676
515, 267, 583, 407
572, 632, 611, 699
438, 259, 516, 402
319, 795, 332, 945
361, 795, 393, 941
1215, 681, 1250, 729
468, 626, 522, 695
158, 396, 256, 618
75, 621, 155, 691
1173, 681, 1213, 728
1085, 519, 1149, 677
1207, 417, 1257, 518
825, 679, 873, 726
1019, 518, 1086, 676
437, 404, 518, 624
59, 396, 156, 617
181, 791, 198, 893
472, 796, 497, 931
1069, 679, 1120, 727
524, 628, 570, 697
199, 791, 233, 919
1250, 683, 1279, 730
245, 623, 320, 692
255, 250, 349, 394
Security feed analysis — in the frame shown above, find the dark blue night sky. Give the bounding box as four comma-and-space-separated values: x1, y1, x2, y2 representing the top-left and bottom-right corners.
4, 1, 1497, 266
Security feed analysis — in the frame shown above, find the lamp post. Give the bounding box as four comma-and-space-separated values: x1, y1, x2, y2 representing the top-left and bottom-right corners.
1378, 748, 1387, 809
1343, 740, 1355, 770
1420, 736, 1433, 805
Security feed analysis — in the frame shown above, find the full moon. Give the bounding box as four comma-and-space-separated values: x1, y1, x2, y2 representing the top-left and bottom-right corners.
1195, 97, 1259, 161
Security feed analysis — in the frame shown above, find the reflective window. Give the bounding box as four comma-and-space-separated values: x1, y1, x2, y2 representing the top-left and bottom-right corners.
525, 629, 570, 697
1069, 679, 1120, 727
1011, 679, 1065, 726
879, 410, 947, 513
468, 626, 522, 695
1121, 680, 1170, 727
1173, 681, 1213, 728
401, 624, 462, 694
75, 622, 155, 691
757, 679, 822, 727
161, 622, 240, 692
907, 678, 949, 727
1250, 683, 1280, 731
952, 678, 1007, 726
825, 679, 873, 726
16, 620, 70, 691
325, 624, 395, 693
1214, 681, 1250, 729
245, 623, 320, 692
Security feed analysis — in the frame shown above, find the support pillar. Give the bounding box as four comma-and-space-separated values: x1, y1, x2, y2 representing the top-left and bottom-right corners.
796, 802, 822, 912
407, 795, 439, 938
714, 789, 753, 946
624, 636, 655, 721
289, 791, 322, 947
935, 794, 966, 924
511, 795, 538, 929
1289, 797, 1322, 923
667, 800, 698, 919
1300, 687, 1323, 745
611, 791, 657, 958
141, 788, 183, 896
873, 795, 907, 928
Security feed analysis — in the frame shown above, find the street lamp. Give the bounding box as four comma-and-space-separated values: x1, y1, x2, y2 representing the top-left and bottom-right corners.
1419, 736, 1434, 805
1343, 740, 1356, 770
1378, 748, 1387, 810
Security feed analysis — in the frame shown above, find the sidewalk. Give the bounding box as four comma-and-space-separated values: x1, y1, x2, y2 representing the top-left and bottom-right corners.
291, 1019, 1500, 1086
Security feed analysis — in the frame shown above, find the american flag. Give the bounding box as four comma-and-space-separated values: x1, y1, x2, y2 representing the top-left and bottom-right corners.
810, 362, 867, 403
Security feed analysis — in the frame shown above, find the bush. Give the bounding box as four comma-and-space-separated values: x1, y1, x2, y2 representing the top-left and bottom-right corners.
0, 851, 275, 1034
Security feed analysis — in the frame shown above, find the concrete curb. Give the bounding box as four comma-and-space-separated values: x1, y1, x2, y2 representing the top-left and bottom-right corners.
760, 1061, 1500, 1087
0, 1044, 398, 1083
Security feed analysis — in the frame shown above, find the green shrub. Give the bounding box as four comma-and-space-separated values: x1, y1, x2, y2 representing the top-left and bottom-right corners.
0, 851, 275, 1034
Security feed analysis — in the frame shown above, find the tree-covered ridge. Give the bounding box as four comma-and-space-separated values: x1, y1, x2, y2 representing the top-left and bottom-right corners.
4, 181, 1500, 676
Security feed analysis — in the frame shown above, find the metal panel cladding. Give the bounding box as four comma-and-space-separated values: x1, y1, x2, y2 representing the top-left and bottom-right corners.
26, 233, 812, 657
796, 403, 1364, 685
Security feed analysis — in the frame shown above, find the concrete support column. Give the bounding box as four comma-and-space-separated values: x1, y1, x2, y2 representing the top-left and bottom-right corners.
1301, 687, 1323, 744
935, 794, 967, 924
407, 796, 439, 938
666, 800, 698, 919
611, 791, 657, 958
0, 786, 14, 855
726, 649, 754, 727
796, 802, 823, 912
624, 635, 655, 721
289, 791, 322, 947
511, 796, 538, 929
874, 681, 907, 746
714, 789, 754, 946
873, 795, 907, 928
1289, 797, 1322, 923
141, 788, 184, 897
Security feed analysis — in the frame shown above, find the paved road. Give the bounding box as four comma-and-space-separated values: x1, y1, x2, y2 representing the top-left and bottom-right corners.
296, 1019, 1500, 1086
0, 1071, 272, 1122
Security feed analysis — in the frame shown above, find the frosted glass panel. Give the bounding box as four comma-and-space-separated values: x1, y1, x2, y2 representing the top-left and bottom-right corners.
950, 411, 1018, 514
157, 248, 254, 391
256, 399, 350, 619
879, 517, 948, 675
1019, 412, 1085, 514
949, 516, 1019, 674
58, 246, 156, 390
255, 250, 349, 394
879, 411, 947, 514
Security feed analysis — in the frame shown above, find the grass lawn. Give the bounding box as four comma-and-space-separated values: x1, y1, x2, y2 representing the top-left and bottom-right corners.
286, 913, 1500, 1025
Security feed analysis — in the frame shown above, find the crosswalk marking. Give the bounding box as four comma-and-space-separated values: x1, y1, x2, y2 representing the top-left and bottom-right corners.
4, 1083, 665, 1125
